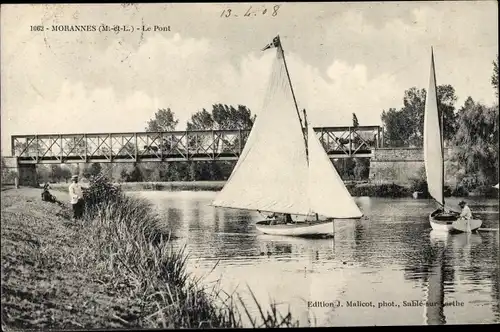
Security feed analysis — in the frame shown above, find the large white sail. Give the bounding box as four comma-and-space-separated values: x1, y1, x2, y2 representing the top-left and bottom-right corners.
307, 125, 363, 218
423, 49, 444, 206
212, 46, 311, 215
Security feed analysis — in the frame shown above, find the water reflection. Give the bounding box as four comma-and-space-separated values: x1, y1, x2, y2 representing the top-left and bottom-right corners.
136, 191, 500, 326
420, 231, 495, 325
424, 231, 447, 325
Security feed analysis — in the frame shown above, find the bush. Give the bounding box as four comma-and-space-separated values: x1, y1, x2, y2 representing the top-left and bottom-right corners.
79, 175, 297, 328
82, 174, 123, 219
409, 178, 430, 198
443, 185, 452, 197
470, 185, 499, 198
349, 183, 410, 197
451, 185, 469, 197
88, 197, 298, 328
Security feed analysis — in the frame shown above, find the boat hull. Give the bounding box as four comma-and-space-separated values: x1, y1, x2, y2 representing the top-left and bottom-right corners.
429, 210, 482, 233
255, 220, 334, 237
451, 218, 482, 233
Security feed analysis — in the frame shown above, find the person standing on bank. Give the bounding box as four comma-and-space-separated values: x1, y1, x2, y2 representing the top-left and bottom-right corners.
69, 175, 85, 220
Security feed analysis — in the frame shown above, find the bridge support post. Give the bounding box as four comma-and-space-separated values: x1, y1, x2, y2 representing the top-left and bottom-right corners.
2, 157, 39, 187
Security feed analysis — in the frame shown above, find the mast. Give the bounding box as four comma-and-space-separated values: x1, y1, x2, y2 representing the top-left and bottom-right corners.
278, 36, 308, 150
303, 108, 309, 161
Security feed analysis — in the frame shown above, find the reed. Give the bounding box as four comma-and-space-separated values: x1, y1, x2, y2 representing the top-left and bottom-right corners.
77, 176, 298, 328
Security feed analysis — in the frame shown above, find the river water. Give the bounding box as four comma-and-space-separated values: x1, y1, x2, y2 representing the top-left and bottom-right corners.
134, 191, 499, 326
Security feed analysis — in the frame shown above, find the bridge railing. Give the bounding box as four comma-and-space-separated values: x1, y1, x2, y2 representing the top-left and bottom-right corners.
11, 126, 382, 163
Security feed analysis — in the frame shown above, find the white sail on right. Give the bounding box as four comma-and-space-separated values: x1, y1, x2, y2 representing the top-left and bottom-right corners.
423, 49, 445, 206
307, 125, 363, 218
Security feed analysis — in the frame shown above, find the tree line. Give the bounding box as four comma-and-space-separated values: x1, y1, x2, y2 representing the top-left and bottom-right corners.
11, 55, 496, 190
381, 55, 499, 190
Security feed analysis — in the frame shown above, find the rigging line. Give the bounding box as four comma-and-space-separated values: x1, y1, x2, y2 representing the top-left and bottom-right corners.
279, 45, 303, 128
279, 41, 309, 155
382, 56, 426, 81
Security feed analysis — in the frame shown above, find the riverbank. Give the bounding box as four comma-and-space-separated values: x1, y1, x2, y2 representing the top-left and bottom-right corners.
49, 181, 226, 192
45, 180, 498, 198
1, 188, 116, 329
1, 187, 297, 329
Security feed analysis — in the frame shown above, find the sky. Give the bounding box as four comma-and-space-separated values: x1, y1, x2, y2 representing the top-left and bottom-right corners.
1, 2, 498, 155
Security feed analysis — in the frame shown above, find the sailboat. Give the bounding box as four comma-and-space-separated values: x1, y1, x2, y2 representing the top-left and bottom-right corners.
212, 35, 363, 237
423, 48, 482, 233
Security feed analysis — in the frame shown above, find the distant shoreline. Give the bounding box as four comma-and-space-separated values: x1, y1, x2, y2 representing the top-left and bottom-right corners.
48, 181, 227, 192
33, 180, 497, 198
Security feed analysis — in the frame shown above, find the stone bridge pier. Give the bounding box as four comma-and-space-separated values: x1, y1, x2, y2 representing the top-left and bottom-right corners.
369, 148, 451, 186
2, 157, 38, 187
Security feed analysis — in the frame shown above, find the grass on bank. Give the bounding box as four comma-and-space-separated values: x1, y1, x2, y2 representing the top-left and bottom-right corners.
77, 175, 299, 328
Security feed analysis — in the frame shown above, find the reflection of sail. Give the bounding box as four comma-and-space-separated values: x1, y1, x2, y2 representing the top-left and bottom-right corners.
429, 230, 450, 246
451, 233, 483, 249
424, 233, 446, 325
258, 235, 335, 259
425, 231, 484, 325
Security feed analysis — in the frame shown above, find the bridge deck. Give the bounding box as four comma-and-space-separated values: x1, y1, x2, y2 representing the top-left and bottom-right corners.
11, 126, 381, 164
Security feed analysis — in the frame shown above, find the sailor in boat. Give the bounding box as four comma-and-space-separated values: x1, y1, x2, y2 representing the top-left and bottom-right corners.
458, 200, 473, 219
267, 213, 293, 225
458, 200, 473, 233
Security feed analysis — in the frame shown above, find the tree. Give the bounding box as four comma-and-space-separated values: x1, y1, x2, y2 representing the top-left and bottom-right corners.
13, 140, 44, 156
36, 165, 50, 184
48, 165, 72, 182
82, 164, 92, 179
333, 158, 355, 180
65, 137, 88, 156
381, 85, 458, 147
185, 104, 255, 181
145, 108, 179, 132
128, 163, 144, 182
1, 157, 17, 184
188, 104, 255, 151
187, 108, 214, 131
353, 158, 370, 180
450, 98, 499, 187
120, 168, 129, 182
381, 108, 409, 147
88, 163, 102, 177
187, 104, 255, 131
492, 55, 499, 98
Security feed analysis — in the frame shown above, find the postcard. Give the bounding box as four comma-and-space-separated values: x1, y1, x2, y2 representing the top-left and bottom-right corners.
1, 2, 498, 329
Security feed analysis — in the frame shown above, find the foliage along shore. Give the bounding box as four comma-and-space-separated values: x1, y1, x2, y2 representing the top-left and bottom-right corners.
43, 180, 499, 198
1, 179, 298, 330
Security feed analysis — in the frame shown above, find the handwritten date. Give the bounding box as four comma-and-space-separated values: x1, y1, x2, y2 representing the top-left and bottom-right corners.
220, 5, 281, 18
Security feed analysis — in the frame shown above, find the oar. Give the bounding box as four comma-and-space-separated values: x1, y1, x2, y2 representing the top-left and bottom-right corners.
477, 228, 499, 232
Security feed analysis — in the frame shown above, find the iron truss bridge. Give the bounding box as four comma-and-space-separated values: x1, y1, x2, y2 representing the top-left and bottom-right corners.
11, 126, 383, 164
